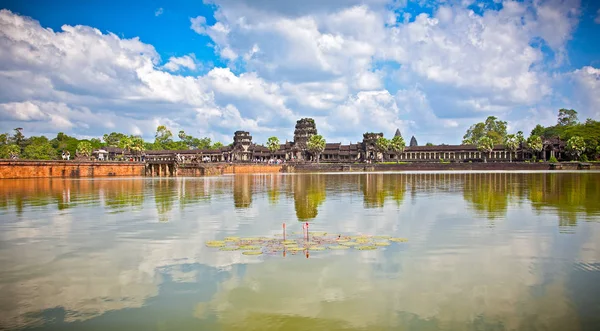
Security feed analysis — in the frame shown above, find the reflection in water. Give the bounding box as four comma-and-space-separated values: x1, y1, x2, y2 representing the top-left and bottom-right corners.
293, 174, 326, 221
0, 172, 599, 330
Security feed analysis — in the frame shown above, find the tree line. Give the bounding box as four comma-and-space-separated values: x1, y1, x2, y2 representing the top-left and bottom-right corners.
0, 125, 224, 160
462, 109, 599, 162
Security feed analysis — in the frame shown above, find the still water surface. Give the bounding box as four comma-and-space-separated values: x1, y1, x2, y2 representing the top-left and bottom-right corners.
1, 172, 599, 330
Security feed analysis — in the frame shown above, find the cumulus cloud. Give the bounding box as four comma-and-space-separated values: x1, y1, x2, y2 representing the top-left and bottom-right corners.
155, 8, 163, 17
163, 54, 198, 72
595, 9, 600, 24
0, 0, 595, 145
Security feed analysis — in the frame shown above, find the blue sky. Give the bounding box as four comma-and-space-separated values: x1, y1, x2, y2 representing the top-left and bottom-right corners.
0, 0, 598, 145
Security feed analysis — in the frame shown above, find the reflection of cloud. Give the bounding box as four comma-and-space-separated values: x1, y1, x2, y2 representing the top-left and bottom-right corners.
0, 173, 598, 329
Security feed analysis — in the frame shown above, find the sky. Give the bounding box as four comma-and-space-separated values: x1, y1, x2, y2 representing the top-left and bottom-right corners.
0, 0, 598, 145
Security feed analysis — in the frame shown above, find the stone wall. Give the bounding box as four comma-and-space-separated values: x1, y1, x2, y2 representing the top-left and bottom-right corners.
289, 162, 600, 173
222, 164, 283, 174
0, 160, 145, 179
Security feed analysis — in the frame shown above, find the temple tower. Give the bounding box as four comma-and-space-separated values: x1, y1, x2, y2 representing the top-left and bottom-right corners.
292, 118, 317, 160
232, 131, 252, 161
410, 135, 418, 147
362, 132, 383, 161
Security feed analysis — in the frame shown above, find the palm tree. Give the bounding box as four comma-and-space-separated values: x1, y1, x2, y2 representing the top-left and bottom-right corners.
503, 134, 518, 162
389, 135, 405, 163
307, 135, 326, 163
375, 137, 390, 162
566, 136, 586, 161
526, 135, 543, 161
76, 141, 93, 159
118, 136, 133, 159
477, 136, 494, 163
266, 136, 280, 160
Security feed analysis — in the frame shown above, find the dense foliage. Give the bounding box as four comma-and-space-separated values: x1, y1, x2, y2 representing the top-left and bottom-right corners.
0, 125, 224, 160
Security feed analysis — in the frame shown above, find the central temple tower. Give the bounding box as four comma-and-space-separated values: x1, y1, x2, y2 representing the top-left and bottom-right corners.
292, 118, 317, 160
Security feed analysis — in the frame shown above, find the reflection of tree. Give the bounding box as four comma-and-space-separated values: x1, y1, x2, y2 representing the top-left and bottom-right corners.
104, 180, 144, 211
267, 175, 280, 205
462, 172, 516, 220
526, 173, 600, 230
361, 174, 406, 208
293, 174, 326, 221
153, 179, 175, 222
233, 175, 253, 208
0, 179, 104, 214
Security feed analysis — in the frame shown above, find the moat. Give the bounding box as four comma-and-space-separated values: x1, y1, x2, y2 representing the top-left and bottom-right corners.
1, 172, 599, 330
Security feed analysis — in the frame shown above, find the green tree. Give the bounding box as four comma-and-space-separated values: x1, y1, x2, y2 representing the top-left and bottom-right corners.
530, 125, 545, 137
51, 132, 79, 157
425, 142, 434, 146
0, 133, 8, 145
103, 132, 127, 147
557, 108, 578, 126
266, 137, 280, 158
389, 135, 406, 163
77, 141, 93, 158
10, 128, 25, 149
118, 136, 133, 157
527, 135, 543, 160
21, 136, 56, 160
477, 136, 494, 163
211, 142, 224, 149
307, 134, 326, 163
503, 134, 518, 162
463, 116, 507, 145
5, 144, 20, 159
375, 137, 390, 161
130, 136, 145, 154
154, 125, 173, 149
566, 136, 586, 160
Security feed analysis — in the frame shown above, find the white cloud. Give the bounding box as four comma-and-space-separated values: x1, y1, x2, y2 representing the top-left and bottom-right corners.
595, 8, 600, 24
568, 66, 600, 119
0, 0, 595, 145
163, 54, 198, 72
155, 8, 163, 17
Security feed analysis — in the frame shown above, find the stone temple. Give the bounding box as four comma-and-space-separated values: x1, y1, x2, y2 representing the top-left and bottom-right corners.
135, 117, 536, 163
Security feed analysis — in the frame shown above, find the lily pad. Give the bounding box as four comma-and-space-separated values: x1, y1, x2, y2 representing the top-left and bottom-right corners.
339, 242, 360, 246
282, 240, 297, 245
355, 238, 372, 244
356, 246, 377, 250
242, 251, 263, 255
335, 238, 350, 243
308, 231, 327, 236
219, 246, 239, 251
206, 241, 226, 247
373, 235, 391, 239
308, 246, 326, 251
288, 247, 306, 252
224, 236, 240, 241
238, 245, 261, 250
329, 245, 350, 250
241, 237, 261, 241
374, 241, 390, 246
389, 238, 409, 242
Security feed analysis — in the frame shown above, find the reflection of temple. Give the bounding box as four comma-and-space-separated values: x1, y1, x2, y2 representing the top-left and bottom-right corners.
233, 175, 253, 208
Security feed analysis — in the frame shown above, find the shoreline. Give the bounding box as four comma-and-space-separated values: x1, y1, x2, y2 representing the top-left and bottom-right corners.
0, 159, 598, 179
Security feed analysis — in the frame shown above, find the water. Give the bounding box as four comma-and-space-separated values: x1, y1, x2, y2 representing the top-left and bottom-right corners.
1, 172, 599, 331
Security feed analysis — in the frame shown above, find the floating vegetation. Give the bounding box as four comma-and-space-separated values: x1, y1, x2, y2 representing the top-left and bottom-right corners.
374, 241, 391, 246
329, 245, 350, 250
308, 246, 326, 251
219, 246, 239, 251
356, 246, 377, 250
205, 225, 409, 257
238, 245, 261, 250
206, 241, 226, 247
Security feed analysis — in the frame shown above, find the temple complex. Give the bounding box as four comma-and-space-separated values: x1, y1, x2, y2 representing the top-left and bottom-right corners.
97, 117, 569, 164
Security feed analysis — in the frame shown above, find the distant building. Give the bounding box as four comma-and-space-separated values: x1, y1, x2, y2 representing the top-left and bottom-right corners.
110, 118, 564, 164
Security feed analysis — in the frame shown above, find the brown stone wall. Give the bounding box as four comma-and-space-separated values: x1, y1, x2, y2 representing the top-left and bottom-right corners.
0, 160, 145, 179
290, 162, 600, 173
